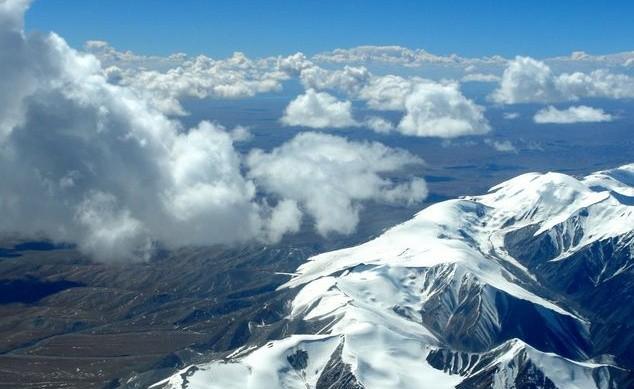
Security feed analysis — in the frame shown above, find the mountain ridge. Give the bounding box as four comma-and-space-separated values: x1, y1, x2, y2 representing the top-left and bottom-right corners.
152, 163, 634, 389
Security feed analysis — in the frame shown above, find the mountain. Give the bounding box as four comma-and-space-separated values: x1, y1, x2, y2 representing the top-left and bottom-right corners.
151, 164, 634, 389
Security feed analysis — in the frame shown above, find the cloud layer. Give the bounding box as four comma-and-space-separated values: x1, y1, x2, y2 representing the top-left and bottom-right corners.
0, 1, 428, 260
4, 1, 632, 261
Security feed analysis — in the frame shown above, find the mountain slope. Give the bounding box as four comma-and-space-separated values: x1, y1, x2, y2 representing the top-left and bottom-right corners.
152, 164, 634, 389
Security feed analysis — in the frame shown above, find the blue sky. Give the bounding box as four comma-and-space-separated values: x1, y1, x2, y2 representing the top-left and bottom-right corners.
26, 0, 633, 58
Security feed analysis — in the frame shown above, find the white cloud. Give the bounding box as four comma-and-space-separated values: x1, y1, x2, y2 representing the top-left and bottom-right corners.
461, 73, 500, 83
85, 42, 634, 115
299, 65, 370, 95
533, 105, 614, 124
282, 75, 490, 138
484, 139, 517, 153
89, 42, 493, 140
358, 75, 415, 111
312, 45, 506, 67
397, 81, 491, 138
364, 116, 394, 133
491, 57, 562, 104
247, 132, 427, 236
313, 45, 460, 66
547, 50, 634, 67
492, 56, 634, 104
264, 199, 302, 243
281, 89, 357, 128
503, 112, 520, 119
356, 75, 490, 138
229, 125, 253, 142
96, 48, 287, 115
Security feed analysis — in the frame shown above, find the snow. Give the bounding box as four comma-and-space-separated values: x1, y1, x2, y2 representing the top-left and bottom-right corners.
155, 163, 633, 389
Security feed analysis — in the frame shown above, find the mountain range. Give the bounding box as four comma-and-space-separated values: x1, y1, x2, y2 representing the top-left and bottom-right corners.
152, 163, 634, 389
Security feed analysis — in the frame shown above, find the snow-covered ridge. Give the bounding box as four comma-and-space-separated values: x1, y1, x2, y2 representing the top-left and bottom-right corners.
154, 163, 633, 389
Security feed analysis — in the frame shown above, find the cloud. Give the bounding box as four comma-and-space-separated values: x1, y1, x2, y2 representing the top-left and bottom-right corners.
484, 139, 517, 153
0, 1, 298, 260
503, 112, 520, 119
397, 81, 491, 138
356, 75, 491, 138
282, 74, 490, 138
263, 199, 302, 243
490, 57, 562, 103
491, 56, 634, 104
358, 75, 415, 111
85, 42, 634, 115
313, 45, 460, 66
533, 105, 614, 124
281, 89, 357, 128
94, 47, 288, 115
91, 42, 492, 140
312, 45, 506, 67
547, 50, 634, 67
229, 125, 253, 142
364, 116, 394, 133
461, 73, 500, 83
299, 65, 370, 95
246, 132, 427, 236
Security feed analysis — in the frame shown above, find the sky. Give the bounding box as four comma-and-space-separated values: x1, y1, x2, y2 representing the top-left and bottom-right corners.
26, 0, 634, 58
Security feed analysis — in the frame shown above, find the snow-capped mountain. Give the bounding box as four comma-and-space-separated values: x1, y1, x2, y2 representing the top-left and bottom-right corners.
152, 164, 634, 389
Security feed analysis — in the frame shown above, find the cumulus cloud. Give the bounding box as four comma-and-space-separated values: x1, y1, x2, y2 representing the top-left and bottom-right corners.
247, 132, 427, 236
281, 75, 489, 138
85, 42, 293, 116
281, 89, 358, 128
356, 75, 491, 138
491, 56, 634, 104
491, 57, 561, 103
533, 105, 614, 124
109, 52, 286, 115
84, 40, 185, 70
275, 53, 492, 139
299, 65, 370, 95
397, 81, 491, 138
358, 75, 415, 111
503, 112, 520, 120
